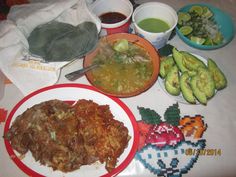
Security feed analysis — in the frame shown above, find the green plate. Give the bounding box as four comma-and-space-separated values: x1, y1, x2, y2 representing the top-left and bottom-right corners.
176, 3, 235, 50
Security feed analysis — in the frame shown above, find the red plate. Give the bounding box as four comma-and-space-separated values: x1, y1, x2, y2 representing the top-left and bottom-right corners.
4, 84, 139, 177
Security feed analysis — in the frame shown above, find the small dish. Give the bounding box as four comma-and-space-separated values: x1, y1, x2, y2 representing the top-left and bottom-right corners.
89, 0, 133, 35
84, 33, 160, 98
176, 3, 234, 50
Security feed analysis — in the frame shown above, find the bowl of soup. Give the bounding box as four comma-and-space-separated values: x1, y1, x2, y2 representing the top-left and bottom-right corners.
84, 33, 160, 97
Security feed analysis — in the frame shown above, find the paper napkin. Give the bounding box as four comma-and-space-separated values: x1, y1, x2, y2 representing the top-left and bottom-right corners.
0, 0, 101, 95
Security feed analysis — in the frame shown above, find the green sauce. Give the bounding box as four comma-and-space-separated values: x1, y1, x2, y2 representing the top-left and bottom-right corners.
138, 18, 170, 33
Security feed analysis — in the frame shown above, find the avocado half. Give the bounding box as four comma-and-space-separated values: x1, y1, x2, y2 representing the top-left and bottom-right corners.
208, 58, 227, 90
190, 75, 207, 105
190, 67, 215, 105
197, 67, 215, 98
172, 47, 206, 76
160, 56, 175, 78
180, 72, 196, 104
165, 65, 180, 96
181, 51, 206, 71
172, 47, 189, 73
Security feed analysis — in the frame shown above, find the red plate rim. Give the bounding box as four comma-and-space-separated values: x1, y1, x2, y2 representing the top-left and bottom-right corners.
4, 83, 139, 177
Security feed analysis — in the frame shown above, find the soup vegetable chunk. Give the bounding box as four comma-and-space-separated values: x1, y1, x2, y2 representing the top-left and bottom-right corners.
91, 39, 153, 94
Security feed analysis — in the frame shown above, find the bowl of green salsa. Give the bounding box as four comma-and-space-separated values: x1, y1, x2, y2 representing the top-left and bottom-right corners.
132, 2, 177, 49
138, 18, 170, 33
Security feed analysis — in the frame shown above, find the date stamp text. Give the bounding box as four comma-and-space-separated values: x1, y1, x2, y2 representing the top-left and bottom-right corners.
185, 148, 222, 156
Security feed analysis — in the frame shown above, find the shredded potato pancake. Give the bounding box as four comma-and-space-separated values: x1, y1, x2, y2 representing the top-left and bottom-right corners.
4, 99, 130, 172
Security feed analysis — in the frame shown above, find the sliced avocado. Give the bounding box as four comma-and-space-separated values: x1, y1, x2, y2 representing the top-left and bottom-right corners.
197, 67, 215, 98
181, 51, 207, 71
208, 58, 227, 90
190, 75, 207, 105
180, 72, 196, 104
165, 65, 180, 96
160, 56, 175, 78
172, 47, 196, 76
172, 47, 188, 72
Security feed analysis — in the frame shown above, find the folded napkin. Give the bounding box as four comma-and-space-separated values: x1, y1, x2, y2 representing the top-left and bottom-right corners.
0, 0, 101, 95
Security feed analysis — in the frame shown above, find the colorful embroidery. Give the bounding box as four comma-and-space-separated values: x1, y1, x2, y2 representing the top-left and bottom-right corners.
0, 108, 8, 123
135, 103, 207, 177
179, 115, 207, 139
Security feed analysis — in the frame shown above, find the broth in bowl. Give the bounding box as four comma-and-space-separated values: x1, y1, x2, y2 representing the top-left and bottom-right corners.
84, 33, 160, 97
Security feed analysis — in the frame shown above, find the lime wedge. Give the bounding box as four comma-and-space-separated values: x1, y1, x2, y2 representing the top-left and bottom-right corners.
213, 32, 223, 44
202, 6, 213, 18
190, 36, 206, 45
204, 38, 214, 46
178, 12, 191, 25
189, 5, 203, 16
179, 26, 193, 36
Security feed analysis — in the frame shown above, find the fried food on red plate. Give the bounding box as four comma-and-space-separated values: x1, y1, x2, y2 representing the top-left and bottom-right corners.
4, 99, 130, 173
4, 100, 88, 172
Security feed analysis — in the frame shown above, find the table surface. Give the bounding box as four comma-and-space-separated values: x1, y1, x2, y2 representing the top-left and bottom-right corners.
1, 0, 236, 177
